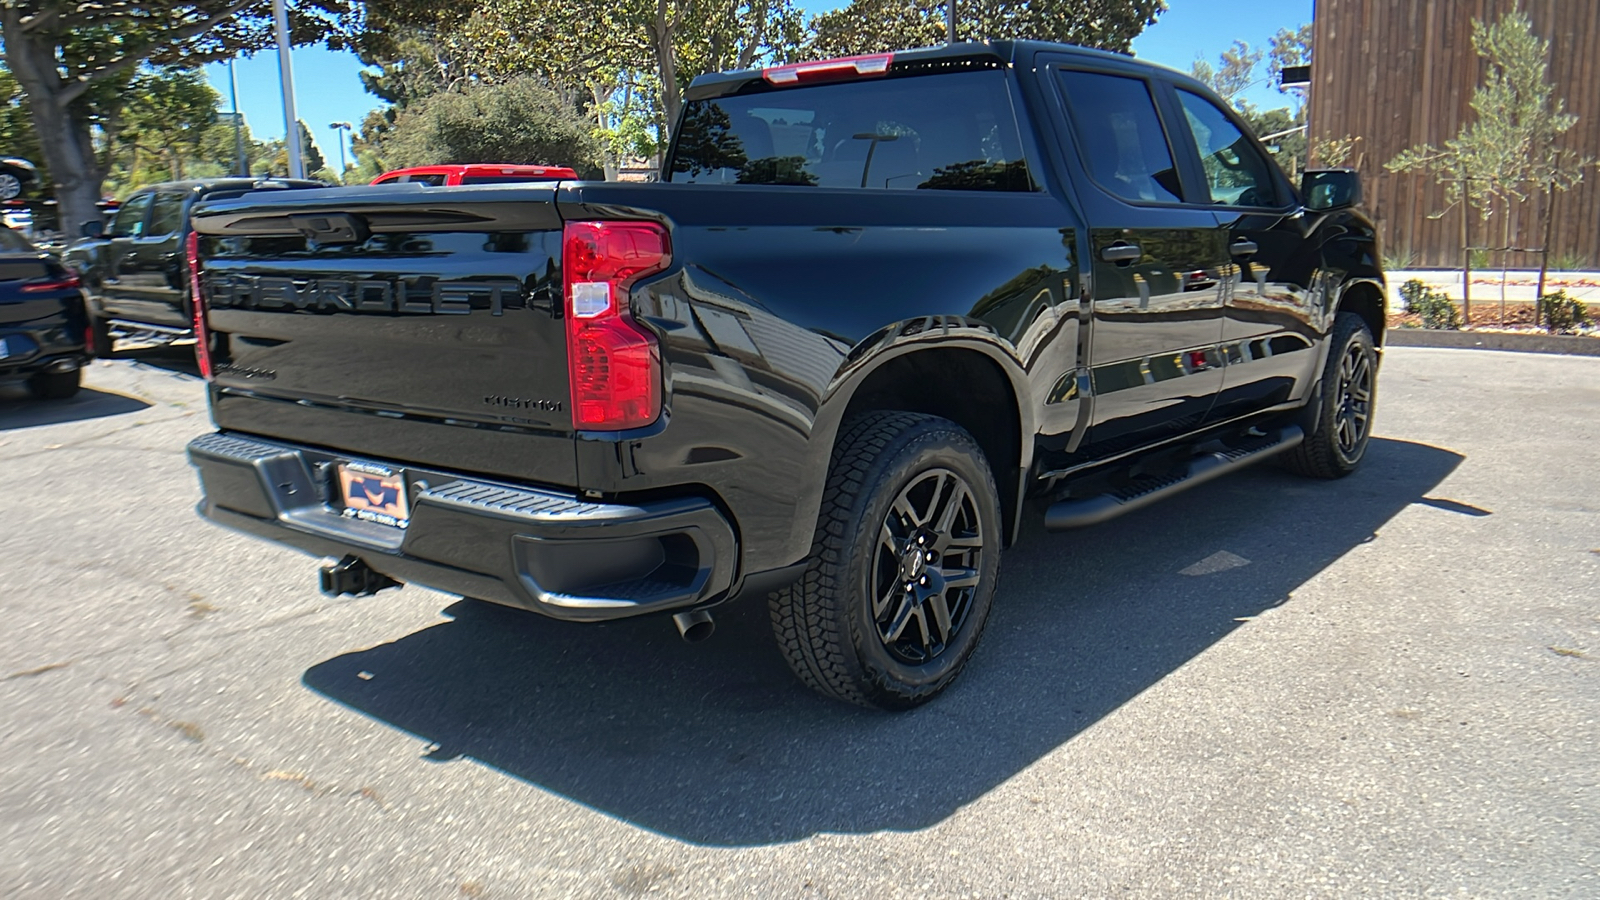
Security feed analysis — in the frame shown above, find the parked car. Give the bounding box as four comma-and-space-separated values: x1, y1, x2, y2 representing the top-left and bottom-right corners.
64, 177, 322, 356
183, 41, 1385, 709
0, 224, 88, 399
371, 164, 580, 186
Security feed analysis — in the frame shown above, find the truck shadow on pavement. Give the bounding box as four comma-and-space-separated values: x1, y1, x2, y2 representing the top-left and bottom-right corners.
303, 437, 1464, 846
0, 385, 151, 430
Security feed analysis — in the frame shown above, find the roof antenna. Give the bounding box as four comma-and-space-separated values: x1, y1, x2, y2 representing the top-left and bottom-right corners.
947, 0, 957, 45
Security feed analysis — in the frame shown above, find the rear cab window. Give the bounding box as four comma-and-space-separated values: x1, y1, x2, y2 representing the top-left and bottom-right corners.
1056, 70, 1185, 204
667, 67, 1035, 192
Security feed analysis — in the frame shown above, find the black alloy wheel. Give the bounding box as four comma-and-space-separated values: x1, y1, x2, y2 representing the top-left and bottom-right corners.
770, 411, 1002, 710
871, 468, 985, 665
1334, 338, 1374, 458
1282, 311, 1377, 478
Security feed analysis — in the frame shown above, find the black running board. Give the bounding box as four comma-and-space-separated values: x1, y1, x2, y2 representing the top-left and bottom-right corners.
1044, 425, 1304, 531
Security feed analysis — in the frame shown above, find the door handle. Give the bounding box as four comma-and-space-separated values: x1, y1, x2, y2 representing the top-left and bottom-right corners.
1100, 243, 1142, 263
1230, 239, 1259, 257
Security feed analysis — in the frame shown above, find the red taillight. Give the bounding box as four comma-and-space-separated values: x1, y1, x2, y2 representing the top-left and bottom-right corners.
185, 230, 212, 380
563, 220, 670, 430
762, 53, 893, 86
20, 274, 81, 292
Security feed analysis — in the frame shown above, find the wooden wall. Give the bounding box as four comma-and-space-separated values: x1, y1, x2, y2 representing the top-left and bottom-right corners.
1309, 0, 1600, 269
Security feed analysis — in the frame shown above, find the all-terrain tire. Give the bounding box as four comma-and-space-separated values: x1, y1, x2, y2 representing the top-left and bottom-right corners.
1282, 311, 1377, 479
769, 411, 1002, 710
28, 368, 81, 400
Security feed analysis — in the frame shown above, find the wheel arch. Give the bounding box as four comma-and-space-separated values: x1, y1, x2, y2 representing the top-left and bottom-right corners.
817, 333, 1034, 549
1336, 277, 1387, 347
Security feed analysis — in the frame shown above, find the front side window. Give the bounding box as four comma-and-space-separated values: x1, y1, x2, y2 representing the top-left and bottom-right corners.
147, 193, 186, 237
1175, 90, 1282, 208
109, 193, 151, 238
1059, 71, 1183, 204
669, 69, 1034, 192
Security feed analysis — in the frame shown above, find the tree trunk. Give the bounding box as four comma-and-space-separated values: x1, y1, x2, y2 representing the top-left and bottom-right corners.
0, 16, 106, 236
651, 0, 681, 141
591, 82, 619, 182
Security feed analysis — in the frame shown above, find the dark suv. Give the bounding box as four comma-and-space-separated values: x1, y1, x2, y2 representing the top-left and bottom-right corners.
66, 178, 321, 356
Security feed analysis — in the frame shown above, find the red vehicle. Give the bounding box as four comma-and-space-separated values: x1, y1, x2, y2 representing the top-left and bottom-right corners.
370, 164, 579, 186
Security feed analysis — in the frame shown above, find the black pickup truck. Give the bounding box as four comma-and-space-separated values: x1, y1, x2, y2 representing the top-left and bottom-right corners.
184, 42, 1384, 709
64, 178, 321, 356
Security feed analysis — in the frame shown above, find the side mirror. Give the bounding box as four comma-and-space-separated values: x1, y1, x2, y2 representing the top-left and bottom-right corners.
1301, 168, 1362, 211
80, 220, 105, 239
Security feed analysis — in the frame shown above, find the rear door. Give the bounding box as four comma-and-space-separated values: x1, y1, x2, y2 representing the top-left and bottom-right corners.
192, 186, 579, 485
1048, 65, 1230, 455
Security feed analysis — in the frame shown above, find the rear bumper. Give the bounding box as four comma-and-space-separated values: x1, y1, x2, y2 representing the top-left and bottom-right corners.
186, 432, 738, 622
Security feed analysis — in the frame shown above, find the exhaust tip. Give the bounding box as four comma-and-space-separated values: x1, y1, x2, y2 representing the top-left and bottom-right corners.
672, 609, 715, 643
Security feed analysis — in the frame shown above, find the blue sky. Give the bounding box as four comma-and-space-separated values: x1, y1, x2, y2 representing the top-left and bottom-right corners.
203, 0, 1312, 169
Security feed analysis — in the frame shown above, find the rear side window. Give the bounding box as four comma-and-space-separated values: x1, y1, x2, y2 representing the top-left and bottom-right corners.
402, 174, 448, 186
1058, 71, 1183, 204
1175, 90, 1283, 208
147, 193, 186, 237
668, 69, 1033, 192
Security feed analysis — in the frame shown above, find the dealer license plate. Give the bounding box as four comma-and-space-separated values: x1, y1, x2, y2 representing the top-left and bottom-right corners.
337, 462, 409, 527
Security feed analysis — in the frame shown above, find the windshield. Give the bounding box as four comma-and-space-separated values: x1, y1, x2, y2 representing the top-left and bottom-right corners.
668, 69, 1034, 192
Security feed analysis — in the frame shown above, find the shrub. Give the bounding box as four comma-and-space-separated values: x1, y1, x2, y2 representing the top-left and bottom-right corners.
1381, 246, 1417, 271
1549, 250, 1591, 272
1538, 290, 1589, 332
1399, 278, 1461, 329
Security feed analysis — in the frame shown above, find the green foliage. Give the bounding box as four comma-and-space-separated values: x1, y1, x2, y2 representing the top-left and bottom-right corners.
1312, 134, 1362, 169
1549, 250, 1591, 271
1538, 290, 1588, 333
1386, 10, 1593, 222
1469, 248, 1492, 270
377, 77, 601, 173
1190, 34, 1309, 175
809, 0, 1166, 58
1381, 246, 1417, 271
1191, 40, 1262, 109
1399, 279, 1460, 329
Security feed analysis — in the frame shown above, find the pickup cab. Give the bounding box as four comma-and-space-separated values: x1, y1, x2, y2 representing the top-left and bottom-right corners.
64, 178, 321, 355
184, 42, 1384, 709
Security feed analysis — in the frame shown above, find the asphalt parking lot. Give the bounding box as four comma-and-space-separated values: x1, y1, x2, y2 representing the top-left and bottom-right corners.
2, 346, 1596, 899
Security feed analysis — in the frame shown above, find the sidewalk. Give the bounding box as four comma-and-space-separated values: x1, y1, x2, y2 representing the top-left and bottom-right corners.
1385, 268, 1600, 306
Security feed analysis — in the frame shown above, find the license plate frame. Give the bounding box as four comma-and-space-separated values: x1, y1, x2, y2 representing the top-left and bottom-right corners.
336, 462, 410, 527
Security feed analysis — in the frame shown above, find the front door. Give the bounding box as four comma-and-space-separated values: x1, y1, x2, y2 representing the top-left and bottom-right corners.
1051, 67, 1229, 456
1168, 88, 1321, 422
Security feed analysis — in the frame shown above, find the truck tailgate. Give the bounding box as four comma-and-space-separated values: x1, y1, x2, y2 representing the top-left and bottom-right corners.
191, 185, 577, 485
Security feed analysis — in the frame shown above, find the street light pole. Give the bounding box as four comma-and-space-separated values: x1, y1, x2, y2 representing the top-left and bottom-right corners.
228, 59, 247, 176
330, 122, 352, 181
273, 0, 304, 179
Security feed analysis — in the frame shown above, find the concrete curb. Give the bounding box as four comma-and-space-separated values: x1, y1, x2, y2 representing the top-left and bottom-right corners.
1386, 328, 1600, 356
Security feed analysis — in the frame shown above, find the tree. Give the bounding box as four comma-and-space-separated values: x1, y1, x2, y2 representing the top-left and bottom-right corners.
376, 76, 602, 173
810, 0, 1166, 58
0, 1, 347, 234
1191, 37, 1308, 177
1267, 23, 1312, 110
1190, 40, 1263, 111
1386, 10, 1594, 320
115, 68, 220, 182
